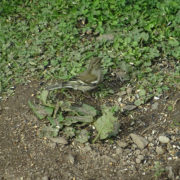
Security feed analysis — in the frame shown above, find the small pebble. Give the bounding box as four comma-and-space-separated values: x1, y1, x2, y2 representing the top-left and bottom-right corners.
156, 146, 164, 155
142, 149, 148, 155
42, 176, 49, 180
83, 145, 92, 152
137, 155, 144, 161
132, 144, 138, 149
136, 158, 141, 164
149, 143, 154, 147
151, 102, 159, 110
168, 157, 172, 160
135, 149, 141, 155
148, 136, 153, 142
159, 136, 170, 144
124, 105, 136, 111
154, 96, 159, 100
49, 137, 68, 145
117, 141, 128, 148
116, 147, 123, 154
175, 151, 180, 158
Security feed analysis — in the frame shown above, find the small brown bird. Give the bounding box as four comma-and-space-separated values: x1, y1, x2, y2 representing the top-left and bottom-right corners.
45, 57, 103, 92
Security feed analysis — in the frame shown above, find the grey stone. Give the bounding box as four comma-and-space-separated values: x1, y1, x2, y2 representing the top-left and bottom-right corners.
83, 145, 92, 152
49, 137, 68, 145
130, 133, 148, 149
151, 102, 159, 110
117, 141, 128, 148
123, 105, 137, 111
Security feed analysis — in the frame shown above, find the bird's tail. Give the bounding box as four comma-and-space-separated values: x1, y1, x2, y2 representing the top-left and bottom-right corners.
45, 81, 76, 91
45, 83, 63, 90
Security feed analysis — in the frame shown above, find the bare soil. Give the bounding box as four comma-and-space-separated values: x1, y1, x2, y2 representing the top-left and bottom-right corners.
0, 81, 179, 180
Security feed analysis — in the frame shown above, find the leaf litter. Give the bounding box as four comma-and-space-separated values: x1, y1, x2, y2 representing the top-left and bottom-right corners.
29, 90, 121, 143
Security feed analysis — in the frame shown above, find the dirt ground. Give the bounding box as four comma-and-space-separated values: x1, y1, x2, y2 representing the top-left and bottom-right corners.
0, 81, 179, 180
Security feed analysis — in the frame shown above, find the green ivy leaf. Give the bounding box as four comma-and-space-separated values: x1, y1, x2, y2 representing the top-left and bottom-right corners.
134, 99, 144, 106
28, 101, 53, 120
39, 90, 49, 105
94, 106, 120, 141
38, 125, 59, 138
168, 39, 179, 47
